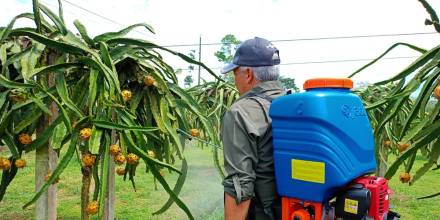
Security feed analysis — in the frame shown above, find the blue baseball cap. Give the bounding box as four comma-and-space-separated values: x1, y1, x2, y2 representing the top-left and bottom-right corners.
221, 37, 280, 74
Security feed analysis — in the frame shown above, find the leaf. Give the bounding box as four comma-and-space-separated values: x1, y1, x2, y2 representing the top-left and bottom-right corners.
0, 13, 34, 43
120, 131, 180, 173
107, 38, 223, 81
10, 29, 85, 55
375, 45, 440, 85
88, 68, 98, 116
160, 97, 184, 159
20, 42, 46, 80
153, 158, 188, 215
50, 122, 67, 150
13, 105, 42, 134
385, 123, 440, 179
38, 3, 67, 35
22, 129, 79, 209
148, 92, 166, 133
93, 120, 158, 132
78, 56, 117, 95
36, 85, 71, 133
98, 133, 110, 218
73, 20, 94, 46
2, 131, 19, 158
0, 92, 8, 110
32, 0, 42, 33
29, 95, 52, 115
147, 160, 193, 220
25, 116, 63, 152
410, 138, 440, 185
0, 162, 18, 201
93, 23, 155, 43
57, 0, 64, 24
88, 126, 103, 154
29, 62, 81, 80
398, 68, 440, 139
348, 42, 427, 78
0, 74, 35, 89
55, 71, 84, 118
1, 46, 31, 75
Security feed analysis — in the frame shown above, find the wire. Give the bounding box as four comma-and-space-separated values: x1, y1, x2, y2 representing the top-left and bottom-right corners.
60, 0, 153, 38
48, 1, 438, 49
180, 56, 418, 71
161, 32, 438, 48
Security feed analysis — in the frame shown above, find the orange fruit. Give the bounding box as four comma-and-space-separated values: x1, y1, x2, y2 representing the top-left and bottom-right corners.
434, 85, 440, 100
80, 128, 92, 141
82, 153, 96, 167
160, 169, 166, 177
127, 153, 139, 165
144, 75, 155, 87
0, 158, 11, 170
384, 140, 391, 148
114, 153, 126, 165
116, 167, 126, 176
397, 142, 410, 152
399, 172, 411, 183
15, 158, 26, 168
121, 90, 132, 102
190, 128, 200, 138
86, 201, 99, 215
18, 133, 32, 145
109, 144, 121, 156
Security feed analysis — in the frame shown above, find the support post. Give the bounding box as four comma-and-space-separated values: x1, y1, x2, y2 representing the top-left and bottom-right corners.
35, 51, 58, 220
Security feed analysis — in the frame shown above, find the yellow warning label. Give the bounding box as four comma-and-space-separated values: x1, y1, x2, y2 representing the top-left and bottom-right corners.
291, 159, 325, 184
344, 199, 359, 214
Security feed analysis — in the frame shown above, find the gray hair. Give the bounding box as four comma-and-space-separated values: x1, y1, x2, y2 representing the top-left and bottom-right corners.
239, 65, 280, 81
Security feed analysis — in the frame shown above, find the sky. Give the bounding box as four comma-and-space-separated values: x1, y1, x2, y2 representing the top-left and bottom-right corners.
2, 0, 440, 89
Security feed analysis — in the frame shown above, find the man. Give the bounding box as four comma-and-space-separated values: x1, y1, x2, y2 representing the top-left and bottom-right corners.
221, 37, 285, 220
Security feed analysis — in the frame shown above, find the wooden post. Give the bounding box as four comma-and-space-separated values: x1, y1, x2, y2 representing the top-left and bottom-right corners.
35, 52, 58, 220
103, 115, 116, 220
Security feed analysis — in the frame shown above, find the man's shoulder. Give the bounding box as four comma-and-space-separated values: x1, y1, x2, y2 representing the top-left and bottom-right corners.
229, 96, 265, 113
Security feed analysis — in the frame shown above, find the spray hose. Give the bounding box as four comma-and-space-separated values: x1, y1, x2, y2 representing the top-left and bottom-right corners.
176, 128, 222, 149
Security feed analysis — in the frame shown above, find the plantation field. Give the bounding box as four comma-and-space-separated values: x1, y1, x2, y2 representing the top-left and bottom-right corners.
1, 144, 439, 220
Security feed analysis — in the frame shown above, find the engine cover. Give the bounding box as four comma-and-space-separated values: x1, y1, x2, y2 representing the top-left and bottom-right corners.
334, 176, 391, 220
335, 184, 371, 219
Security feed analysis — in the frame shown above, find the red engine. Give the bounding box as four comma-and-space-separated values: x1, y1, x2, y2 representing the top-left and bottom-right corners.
354, 176, 390, 219
282, 176, 400, 220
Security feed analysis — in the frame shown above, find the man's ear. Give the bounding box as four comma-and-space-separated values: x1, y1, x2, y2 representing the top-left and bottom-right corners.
245, 68, 254, 83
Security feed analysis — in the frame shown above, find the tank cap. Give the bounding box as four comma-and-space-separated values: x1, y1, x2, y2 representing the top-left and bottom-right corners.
303, 78, 353, 90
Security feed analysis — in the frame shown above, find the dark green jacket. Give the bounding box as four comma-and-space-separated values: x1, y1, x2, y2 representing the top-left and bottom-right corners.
221, 81, 285, 211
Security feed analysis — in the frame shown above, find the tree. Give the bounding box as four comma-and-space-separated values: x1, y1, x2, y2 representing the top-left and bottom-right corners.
187, 50, 196, 73
184, 75, 194, 88
0, 1, 224, 219
279, 76, 300, 92
214, 34, 241, 63
214, 34, 241, 83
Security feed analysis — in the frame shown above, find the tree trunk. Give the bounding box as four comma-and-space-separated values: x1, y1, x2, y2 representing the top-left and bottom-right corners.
103, 117, 116, 220
81, 166, 92, 220
377, 140, 388, 177
35, 51, 58, 220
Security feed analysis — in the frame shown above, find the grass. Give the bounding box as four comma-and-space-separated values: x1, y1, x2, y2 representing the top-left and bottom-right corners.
1, 145, 439, 219
0, 143, 224, 220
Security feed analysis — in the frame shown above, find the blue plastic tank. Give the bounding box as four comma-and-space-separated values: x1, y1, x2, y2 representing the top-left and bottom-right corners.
270, 78, 376, 202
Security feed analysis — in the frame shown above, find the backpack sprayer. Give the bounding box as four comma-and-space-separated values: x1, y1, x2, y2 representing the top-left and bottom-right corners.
269, 78, 400, 220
